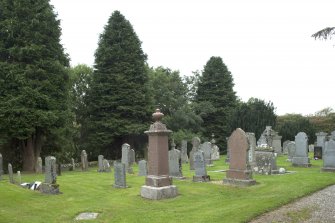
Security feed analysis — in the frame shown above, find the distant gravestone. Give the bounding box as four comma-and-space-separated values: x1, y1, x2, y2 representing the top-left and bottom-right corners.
257, 134, 267, 147
316, 132, 327, 156
130, 149, 135, 165
331, 131, 335, 140
193, 150, 210, 182
180, 140, 189, 163
40, 156, 60, 194
113, 161, 127, 188
225, 137, 230, 163
81, 150, 88, 171
0, 153, 3, 180
8, 163, 14, 184
98, 155, 104, 172
309, 144, 314, 153
138, 160, 147, 176
190, 137, 201, 170
314, 146, 322, 159
103, 159, 111, 172
200, 142, 212, 165
210, 134, 220, 161
35, 157, 43, 174
272, 134, 282, 154
247, 132, 256, 169
169, 142, 184, 179
292, 132, 311, 167
224, 128, 256, 186
121, 143, 133, 174
287, 142, 296, 161
322, 140, 335, 172
282, 140, 291, 154
71, 158, 75, 171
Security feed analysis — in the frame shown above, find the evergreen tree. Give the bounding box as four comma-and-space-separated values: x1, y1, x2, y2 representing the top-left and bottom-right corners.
0, 0, 70, 171
232, 98, 277, 139
195, 56, 237, 150
85, 11, 151, 158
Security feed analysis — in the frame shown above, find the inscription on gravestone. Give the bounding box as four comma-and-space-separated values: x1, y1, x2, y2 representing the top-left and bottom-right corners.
114, 161, 127, 188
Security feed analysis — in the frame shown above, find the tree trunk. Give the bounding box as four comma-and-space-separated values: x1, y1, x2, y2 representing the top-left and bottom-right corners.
34, 129, 44, 172
22, 137, 35, 172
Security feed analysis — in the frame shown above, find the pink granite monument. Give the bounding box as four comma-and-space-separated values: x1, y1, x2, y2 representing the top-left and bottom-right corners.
140, 109, 178, 200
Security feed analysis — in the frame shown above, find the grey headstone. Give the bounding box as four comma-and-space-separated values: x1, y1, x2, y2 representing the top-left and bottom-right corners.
138, 160, 147, 176
316, 132, 327, 153
247, 132, 256, 168
35, 157, 43, 174
169, 144, 183, 178
257, 134, 267, 146
282, 140, 291, 154
8, 163, 14, 184
130, 149, 135, 165
190, 137, 201, 170
287, 142, 296, 161
103, 159, 111, 172
98, 155, 104, 172
322, 140, 335, 171
309, 144, 314, 153
272, 134, 282, 154
81, 150, 88, 171
113, 161, 127, 188
71, 158, 75, 171
0, 153, 3, 180
121, 143, 133, 174
200, 142, 212, 165
180, 140, 189, 163
331, 131, 335, 141
211, 144, 220, 160
292, 132, 311, 167
193, 150, 210, 182
254, 149, 278, 175
45, 156, 57, 184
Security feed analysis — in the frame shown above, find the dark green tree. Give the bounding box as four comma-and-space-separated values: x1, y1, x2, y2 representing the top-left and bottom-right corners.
276, 114, 316, 143
232, 98, 277, 139
312, 27, 335, 40
0, 0, 70, 171
85, 11, 151, 158
195, 56, 237, 150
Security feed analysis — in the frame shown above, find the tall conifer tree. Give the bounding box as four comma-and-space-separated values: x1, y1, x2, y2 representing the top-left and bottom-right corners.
196, 56, 236, 149
85, 11, 151, 157
0, 0, 70, 171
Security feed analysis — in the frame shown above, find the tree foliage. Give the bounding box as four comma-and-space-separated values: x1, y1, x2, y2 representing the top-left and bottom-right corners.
195, 56, 237, 149
308, 107, 335, 135
84, 11, 151, 158
232, 98, 277, 139
276, 114, 316, 143
0, 0, 70, 171
312, 27, 335, 40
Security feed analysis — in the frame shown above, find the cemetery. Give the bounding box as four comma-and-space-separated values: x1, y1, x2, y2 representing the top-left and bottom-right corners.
1, 1, 335, 223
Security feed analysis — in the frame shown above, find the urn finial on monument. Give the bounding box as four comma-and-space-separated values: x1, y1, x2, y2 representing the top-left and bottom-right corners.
146, 109, 172, 133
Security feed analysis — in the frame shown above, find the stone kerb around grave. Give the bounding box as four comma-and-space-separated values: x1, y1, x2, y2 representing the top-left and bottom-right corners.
223, 128, 256, 186
140, 109, 178, 200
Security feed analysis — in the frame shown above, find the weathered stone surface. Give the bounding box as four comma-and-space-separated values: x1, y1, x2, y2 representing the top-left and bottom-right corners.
200, 142, 212, 165
309, 144, 314, 153
292, 132, 311, 167
8, 163, 14, 184
272, 134, 282, 154
287, 142, 296, 161
331, 131, 335, 140
180, 140, 189, 163
121, 143, 133, 174
35, 157, 43, 174
98, 155, 104, 172
45, 156, 57, 184
316, 132, 327, 156
71, 158, 75, 171
169, 142, 184, 178
39, 183, 60, 194
247, 132, 256, 168
282, 140, 291, 154
138, 160, 147, 176
322, 140, 335, 172
113, 162, 127, 188
75, 213, 99, 220
190, 137, 201, 170
140, 185, 178, 200
254, 149, 278, 174
130, 149, 135, 165
224, 128, 256, 186
81, 150, 88, 171
103, 159, 111, 172
141, 109, 177, 200
17, 171, 21, 184
193, 150, 210, 182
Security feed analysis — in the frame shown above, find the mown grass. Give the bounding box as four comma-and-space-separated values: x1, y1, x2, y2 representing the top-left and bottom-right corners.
0, 154, 334, 223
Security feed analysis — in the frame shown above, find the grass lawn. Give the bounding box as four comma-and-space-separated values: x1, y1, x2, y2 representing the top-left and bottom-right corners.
1, 154, 334, 223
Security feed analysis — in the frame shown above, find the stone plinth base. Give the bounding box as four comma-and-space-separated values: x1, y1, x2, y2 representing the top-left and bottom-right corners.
39, 183, 60, 194
321, 167, 335, 172
292, 157, 311, 167
193, 175, 210, 182
223, 178, 256, 187
146, 175, 172, 187
113, 184, 128, 189
140, 185, 178, 200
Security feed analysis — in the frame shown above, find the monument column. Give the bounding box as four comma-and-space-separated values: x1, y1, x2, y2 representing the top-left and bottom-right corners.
140, 109, 178, 200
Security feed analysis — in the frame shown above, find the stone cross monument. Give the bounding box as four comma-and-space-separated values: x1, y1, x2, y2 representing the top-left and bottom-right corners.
140, 109, 178, 200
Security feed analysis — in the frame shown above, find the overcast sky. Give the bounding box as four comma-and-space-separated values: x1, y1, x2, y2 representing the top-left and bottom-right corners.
50, 0, 335, 116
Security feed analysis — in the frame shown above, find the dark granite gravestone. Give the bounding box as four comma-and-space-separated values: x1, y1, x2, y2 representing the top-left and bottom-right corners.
314, 146, 322, 159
